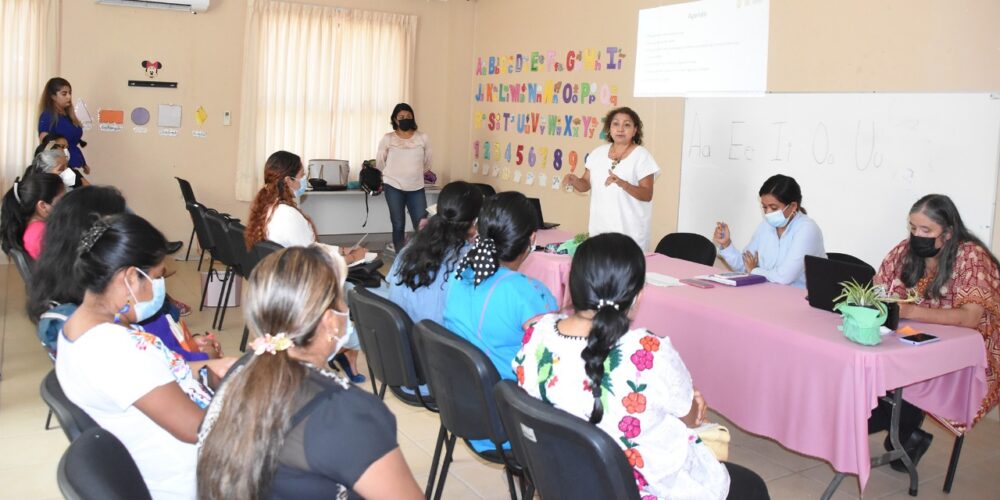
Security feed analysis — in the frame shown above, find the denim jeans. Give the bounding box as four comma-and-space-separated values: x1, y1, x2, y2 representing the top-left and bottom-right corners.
383, 184, 427, 250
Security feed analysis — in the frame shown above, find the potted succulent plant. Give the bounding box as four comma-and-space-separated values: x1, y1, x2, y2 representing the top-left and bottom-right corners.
833, 279, 888, 345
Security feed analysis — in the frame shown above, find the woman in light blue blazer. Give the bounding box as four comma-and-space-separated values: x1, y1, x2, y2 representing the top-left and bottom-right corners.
712, 174, 825, 288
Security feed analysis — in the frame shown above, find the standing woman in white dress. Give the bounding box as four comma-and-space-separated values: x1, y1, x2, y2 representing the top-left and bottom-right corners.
375, 103, 432, 253
563, 107, 660, 250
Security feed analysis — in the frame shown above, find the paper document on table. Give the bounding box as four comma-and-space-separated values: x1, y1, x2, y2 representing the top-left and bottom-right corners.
349, 252, 378, 267
646, 272, 683, 287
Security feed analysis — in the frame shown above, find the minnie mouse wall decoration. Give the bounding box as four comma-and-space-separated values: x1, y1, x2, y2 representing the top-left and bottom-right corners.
141, 60, 163, 78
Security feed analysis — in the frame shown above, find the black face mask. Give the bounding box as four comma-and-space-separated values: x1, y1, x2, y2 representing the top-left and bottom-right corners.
909, 235, 941, 258
397, 118, 417, 131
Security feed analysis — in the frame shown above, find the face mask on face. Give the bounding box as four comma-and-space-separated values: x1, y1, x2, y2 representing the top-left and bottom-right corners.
62, 148, 70, 159
764, 206, 790, 228
398, 118, 417, 131
293, 176, 308, 198
124, 268, 166, 323
909, 234, 941, 258
326, 309, 354, 362
59, 168, 76, 187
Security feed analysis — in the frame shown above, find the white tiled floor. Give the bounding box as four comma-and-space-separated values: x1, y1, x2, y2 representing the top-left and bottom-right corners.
1, 259, 998, 499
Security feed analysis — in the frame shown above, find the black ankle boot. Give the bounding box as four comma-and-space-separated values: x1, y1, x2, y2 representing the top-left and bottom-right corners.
889, 429, 933, 472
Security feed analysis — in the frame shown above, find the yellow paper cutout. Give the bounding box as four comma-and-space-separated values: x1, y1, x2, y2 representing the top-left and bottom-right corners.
195, 106, 208, 126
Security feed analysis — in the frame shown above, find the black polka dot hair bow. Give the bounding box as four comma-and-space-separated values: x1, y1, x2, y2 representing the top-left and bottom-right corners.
455, 236, 499, 286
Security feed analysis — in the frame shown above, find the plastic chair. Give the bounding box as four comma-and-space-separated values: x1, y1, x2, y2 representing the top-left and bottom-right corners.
654, 232, 717, 266
6, 247, 34, 292
40, 370, 98, 441
826, 252, 876, 276
412, 320, 530, 500
493, 381, 641, 500
186, 202, 215, 273
174, 177, 198, 261
349, 287, 436, 410
236, 240, 285, 351
202, 211, 243, 330
58, 427, 151, 500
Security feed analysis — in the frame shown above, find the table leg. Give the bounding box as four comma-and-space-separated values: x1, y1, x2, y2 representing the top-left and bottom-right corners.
821, 473, 846, 500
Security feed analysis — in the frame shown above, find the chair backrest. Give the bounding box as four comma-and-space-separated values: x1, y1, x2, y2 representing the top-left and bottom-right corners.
349, 287, 423, 390
252, 240, 284, 264
174, 177, 196, 205
654, 232, 717, 266
6, 247, 34, 289
472, 183, 497, 198
224, 219, 256, 276
826, 252, 875, 275
493, 381, 641, 500
40, 370, 98, 441
203, 210, 238, 268
412, 320, 506, 444
186, 202, 215, 252
58, 427, 152, 500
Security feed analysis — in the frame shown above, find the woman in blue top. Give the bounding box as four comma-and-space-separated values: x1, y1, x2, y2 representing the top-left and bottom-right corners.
388, 181, 483, 325
713, 174, 825, 288
38, 77, 89, 179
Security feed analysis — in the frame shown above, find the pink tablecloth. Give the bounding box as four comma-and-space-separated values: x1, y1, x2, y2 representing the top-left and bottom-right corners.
521, 229, 574, 306
521, 250, 988, 491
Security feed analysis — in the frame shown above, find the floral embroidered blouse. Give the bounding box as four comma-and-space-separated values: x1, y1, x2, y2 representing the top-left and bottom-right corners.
514, 313, 730, 499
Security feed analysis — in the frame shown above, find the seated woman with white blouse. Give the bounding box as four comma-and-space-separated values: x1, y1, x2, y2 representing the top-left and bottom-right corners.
245, 150, 369, 382
712, 174, 825, 288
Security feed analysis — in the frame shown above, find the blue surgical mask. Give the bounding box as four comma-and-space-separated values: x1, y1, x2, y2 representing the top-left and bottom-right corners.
125, 268, 166, 323
294, 176, 308, 198
764, 207, 790, 228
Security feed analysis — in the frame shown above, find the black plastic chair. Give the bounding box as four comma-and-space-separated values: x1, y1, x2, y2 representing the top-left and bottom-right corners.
412, 320, 530, 500
654, 232, 717, 266
202, 211, 246, 330
6, 247, 34, 292
493, 381, 641, 500
827, 252, 876, 276
186, 202, 215, 274
349, 287, 436, 410
58, 427, 151, 500
473, 183, 497, 198
253, 239, 283, 263
174, 177, 198, 262
40, 370, 98, 441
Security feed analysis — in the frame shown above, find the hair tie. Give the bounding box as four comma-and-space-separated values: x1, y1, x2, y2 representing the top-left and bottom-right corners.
454, 236, 498, 286
596, 299, 620, 311
78, 220, 110, 255
249, 333, 293, 355
11, 178, 21, 204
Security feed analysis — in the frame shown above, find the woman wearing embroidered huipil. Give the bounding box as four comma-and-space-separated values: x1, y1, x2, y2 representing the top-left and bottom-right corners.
376, 103, 432, 252
563, 107, 660, 251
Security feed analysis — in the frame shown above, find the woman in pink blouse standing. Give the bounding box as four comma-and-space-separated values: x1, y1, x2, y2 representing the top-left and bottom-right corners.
376, 103, 432, 253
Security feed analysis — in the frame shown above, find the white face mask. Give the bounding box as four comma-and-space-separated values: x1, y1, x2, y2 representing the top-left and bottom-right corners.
59, 168, 76, 187
325, 309, 353, 362
62, 148, 70, 159
764, 206, 790, 228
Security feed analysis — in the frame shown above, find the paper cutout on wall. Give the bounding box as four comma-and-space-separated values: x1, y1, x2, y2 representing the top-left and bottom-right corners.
157, 104, 182, 128
565, 184, 574, 193
195, 106, 208, 126
472, 161, 480, 174
131, 107, 150, 126
491, 165, 501, 177
501, 167, 511, 181
134, 127, 148, 134
537, 173, 547, 188
159, 128, 178, 137
193, 130, 207, 138
75, 99, 93, 129
551, 175, 561, 190
513, 170, 522, 183
98, 110, 124, 132
524, 172, 535, 186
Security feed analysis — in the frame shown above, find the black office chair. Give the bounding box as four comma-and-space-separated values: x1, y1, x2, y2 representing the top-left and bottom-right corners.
40, 370, 98, 441
217, 219, 255, 331
174, 177, 198, 262
349, 287, 436, 410
186, 202, 216, 274
654, 232, 717, 266
493, 381, 641, 500
826, 252, 876, 276
473, 183, 497, 198
413, 320, 530, 500
58, 427, 151, 500
237, 240, 285, 351
202, 211, 244, 330
6, 247, 35, 292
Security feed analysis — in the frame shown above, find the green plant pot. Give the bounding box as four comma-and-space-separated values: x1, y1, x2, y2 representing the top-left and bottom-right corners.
833, 303, 887, 346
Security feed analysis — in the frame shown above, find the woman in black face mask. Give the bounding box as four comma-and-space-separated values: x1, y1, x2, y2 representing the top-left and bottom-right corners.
869, 193, 1000, 471
375, 102, 433, 253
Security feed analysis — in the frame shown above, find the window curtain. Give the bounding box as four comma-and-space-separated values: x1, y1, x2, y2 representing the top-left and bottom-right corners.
0, 0, 59, 193
236, 0, 417, 201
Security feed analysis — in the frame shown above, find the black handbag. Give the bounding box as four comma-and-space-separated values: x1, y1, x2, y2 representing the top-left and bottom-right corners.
347, 258, 385, 288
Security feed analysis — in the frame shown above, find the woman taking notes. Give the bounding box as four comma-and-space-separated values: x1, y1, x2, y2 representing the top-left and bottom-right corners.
563, 107, 660, 250
713, 174, 825, 288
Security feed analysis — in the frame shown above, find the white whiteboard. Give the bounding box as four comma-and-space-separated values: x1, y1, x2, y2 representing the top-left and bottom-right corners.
634, 0, 769, 97
678, 93, 1000, 267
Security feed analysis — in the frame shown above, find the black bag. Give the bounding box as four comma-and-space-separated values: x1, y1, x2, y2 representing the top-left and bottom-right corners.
347, 258, 385, 288
359, 159, 382, 227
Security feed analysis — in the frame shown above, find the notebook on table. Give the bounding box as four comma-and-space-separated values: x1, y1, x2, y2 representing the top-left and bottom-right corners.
696, 272, 767, 287
526, 197, 560, 230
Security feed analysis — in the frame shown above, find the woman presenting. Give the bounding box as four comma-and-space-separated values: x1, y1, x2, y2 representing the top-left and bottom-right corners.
563, 107, 660, 250
375, 103, 432, 253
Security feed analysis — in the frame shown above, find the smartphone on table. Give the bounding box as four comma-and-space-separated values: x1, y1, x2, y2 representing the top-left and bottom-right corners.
898, 333, 940, 346
680, 278, 715, 289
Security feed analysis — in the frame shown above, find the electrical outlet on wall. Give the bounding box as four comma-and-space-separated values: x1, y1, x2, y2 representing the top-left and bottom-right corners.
223, 111, 232, 126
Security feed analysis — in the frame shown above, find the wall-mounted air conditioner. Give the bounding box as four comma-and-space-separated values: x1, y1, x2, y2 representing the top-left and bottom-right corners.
95, 0, 210, 14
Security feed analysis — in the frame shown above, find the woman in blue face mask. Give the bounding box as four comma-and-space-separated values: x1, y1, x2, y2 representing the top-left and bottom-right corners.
57, 213, 236, 499
712, 174, 826, 288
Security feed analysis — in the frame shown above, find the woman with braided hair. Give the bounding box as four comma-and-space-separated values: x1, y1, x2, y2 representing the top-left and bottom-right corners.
443, 191, 557, 452
514, 233, 769, 500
